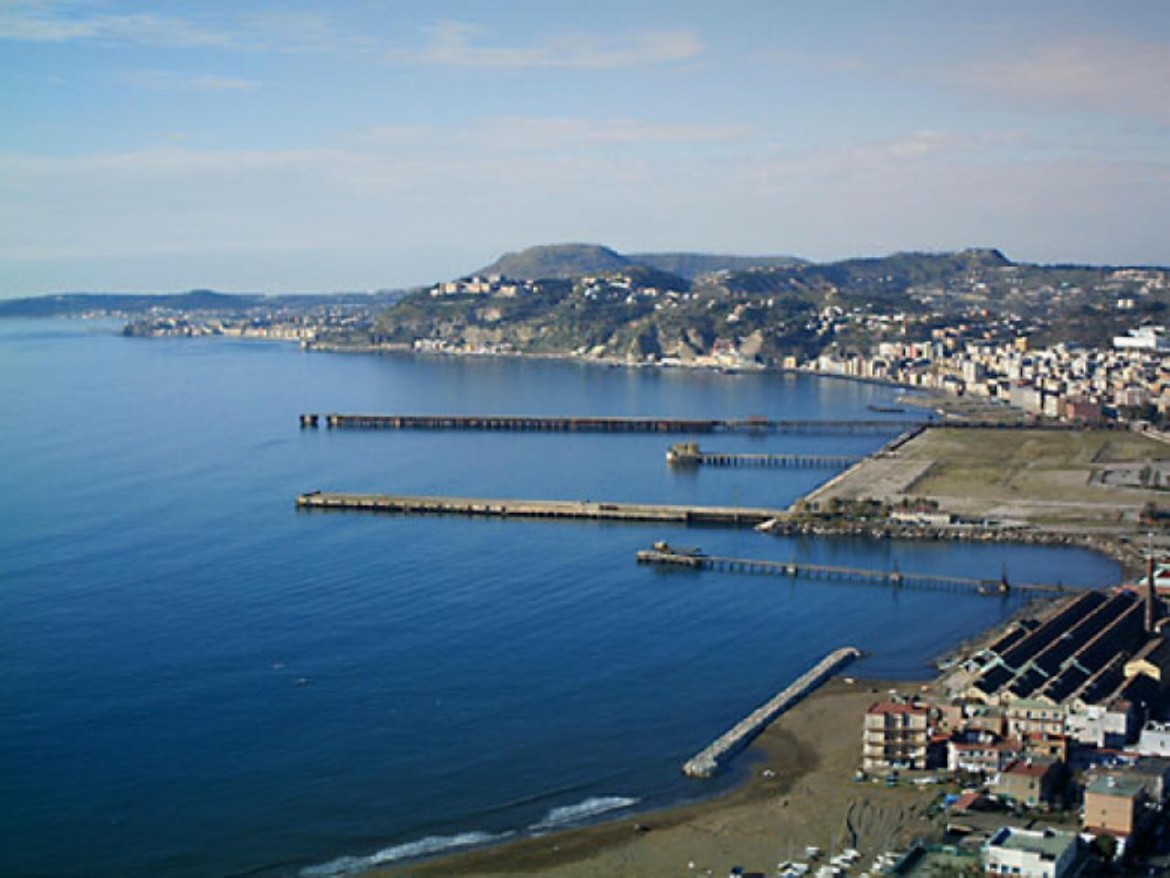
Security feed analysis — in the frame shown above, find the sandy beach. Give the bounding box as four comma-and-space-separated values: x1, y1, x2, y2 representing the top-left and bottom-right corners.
374, 676, 946, 878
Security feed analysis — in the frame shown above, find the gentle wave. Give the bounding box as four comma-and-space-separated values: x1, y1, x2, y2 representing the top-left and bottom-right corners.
299, 831, 513, 877
531, 795, 639, 831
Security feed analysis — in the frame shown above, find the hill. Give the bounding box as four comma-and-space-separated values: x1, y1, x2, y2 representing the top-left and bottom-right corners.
0, 290, 265, 317
0, 289, 405, 318
475, 243, 807, 281
628, 252, 806, 280
476, 244, 632, 280
333, 245, 1170, 367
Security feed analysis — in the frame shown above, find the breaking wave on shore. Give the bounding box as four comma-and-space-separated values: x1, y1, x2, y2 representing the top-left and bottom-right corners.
530, 795, 639, 831
299, 795, 640, 876
299, 831, 513, 877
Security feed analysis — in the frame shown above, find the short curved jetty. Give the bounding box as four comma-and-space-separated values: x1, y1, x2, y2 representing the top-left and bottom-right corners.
682, 647, 862, 778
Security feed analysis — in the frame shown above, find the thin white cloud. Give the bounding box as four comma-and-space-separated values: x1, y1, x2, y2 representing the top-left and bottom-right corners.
124, 70, 261, 92
746, 130, 980, 180
0, 1, 352, 52
490, 117, 747, 146
232, 9, 371, 55
962, 35, 1170, 121
387, 20, 704, 69
2, 123, 1166, 288
348, 117, 748, 158
0, 1, 239, 48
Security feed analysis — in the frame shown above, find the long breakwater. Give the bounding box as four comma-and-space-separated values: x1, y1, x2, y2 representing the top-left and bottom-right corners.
682, 647, 862, 778
299, 413, 923, 434
296, 492, 788, 527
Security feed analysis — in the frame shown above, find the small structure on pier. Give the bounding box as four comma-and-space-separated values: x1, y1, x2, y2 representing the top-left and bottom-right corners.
666, 442, 702, 466
665, 442, 862, 469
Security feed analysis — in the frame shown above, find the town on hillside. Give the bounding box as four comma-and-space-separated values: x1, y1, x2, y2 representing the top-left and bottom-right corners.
59, 246, 1170, 431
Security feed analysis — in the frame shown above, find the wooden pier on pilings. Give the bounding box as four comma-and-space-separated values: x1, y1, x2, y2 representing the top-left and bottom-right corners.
296, 492, 788, 527
666, 441, 861, 469
682, 647, 862, 778
636, 548, 1073, 597
299, 413, 924, 435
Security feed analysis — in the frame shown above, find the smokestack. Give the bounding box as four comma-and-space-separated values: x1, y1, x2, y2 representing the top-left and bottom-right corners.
1147, 554, 1161, 633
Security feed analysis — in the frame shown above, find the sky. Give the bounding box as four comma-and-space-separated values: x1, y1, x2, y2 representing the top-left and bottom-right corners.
1, 0, 1168, 296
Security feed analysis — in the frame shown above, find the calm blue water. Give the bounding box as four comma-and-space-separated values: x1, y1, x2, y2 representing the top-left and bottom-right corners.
0, 319, 1121, 878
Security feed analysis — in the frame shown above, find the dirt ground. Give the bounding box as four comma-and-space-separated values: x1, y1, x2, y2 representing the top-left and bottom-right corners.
811, 427, 1170, 529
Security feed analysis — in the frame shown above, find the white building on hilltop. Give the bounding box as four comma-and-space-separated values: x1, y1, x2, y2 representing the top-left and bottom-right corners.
1114, 326, 1170, 352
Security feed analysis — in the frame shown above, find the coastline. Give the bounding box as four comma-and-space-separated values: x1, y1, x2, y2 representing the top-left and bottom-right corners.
757, 516, 1143, 580
354, 589, 1087, 878
129, 329, 1138, 876
367, 674, 949, 878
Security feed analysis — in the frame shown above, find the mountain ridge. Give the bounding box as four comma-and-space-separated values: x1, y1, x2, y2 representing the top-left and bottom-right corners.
474, 243, 808, 281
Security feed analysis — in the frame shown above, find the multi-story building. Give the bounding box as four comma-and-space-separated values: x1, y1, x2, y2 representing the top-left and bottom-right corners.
1082, 774, 1149, 842
947, 730, 1022, 776
991, 758, 1063, 808
862, 700, 930, 771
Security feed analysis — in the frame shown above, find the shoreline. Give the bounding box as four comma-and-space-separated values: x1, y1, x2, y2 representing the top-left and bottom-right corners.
122, 328, 1136, 875
354, 589, 1084, 878
757, 517, 1142, 580
366, 674, 951, 878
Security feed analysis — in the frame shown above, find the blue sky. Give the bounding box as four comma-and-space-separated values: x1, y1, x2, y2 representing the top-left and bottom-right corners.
1, 0, 1168, 295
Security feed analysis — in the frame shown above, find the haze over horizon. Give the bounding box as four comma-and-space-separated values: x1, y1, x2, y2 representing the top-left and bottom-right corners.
2, 0, 1168, 298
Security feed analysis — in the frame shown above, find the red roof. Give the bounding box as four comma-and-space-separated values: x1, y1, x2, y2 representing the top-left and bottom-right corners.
868, 700, 928, 716
952, 791, 983, 812
1003, 759, 1052, 778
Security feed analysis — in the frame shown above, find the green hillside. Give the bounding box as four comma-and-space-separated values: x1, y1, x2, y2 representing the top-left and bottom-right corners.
340, 245, 1170, 367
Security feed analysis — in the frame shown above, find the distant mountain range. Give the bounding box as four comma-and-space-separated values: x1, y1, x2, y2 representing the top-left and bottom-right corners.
0, 289, 403, 318
4, 244, 1167, 360
475, 243, 805, 281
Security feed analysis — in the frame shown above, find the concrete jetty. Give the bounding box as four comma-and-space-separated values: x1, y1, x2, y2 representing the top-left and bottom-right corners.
300, 413, 924, 434
666, 442, 860, 469
296, 492, 789, 527
682, 647, 862, 778
636, 547, 1069, 596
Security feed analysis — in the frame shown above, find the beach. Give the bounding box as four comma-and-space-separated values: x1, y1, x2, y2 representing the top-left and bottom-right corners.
375, 676, 946, 878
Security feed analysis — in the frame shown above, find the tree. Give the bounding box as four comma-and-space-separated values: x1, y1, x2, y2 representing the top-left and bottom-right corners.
1092, 833, 1118, 862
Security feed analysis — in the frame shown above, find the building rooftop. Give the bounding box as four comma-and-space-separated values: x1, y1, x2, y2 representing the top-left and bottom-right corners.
867, 700, 929, 716
970, 591, 1153, 709
1085, 774, 1148, 799
986, 826, 1077, 859
1002, 758, 1056, 778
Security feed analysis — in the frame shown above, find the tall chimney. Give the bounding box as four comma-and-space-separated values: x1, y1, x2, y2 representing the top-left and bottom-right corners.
1147, 554, 1160, 633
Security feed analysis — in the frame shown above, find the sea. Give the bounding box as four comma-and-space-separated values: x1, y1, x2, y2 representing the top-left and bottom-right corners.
0, 318, 1122, 878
